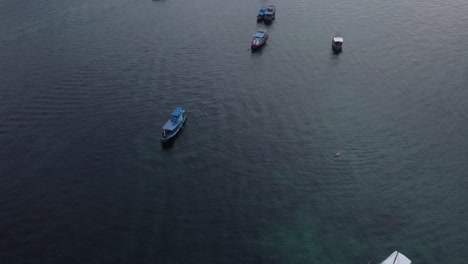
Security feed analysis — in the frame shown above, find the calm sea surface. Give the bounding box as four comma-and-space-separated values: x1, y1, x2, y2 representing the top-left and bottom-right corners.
1, 0, 467, 263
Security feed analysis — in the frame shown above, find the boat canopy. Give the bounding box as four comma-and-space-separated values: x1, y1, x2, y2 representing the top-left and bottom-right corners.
254, 30, 266, 37
171, 107, 183, 118
381, 251, 411, 264
333, 37, 343, 42
265, 5, 275, 14
162, 107, 184, 131
162, 119, 178, 131
258, 6, 266, 15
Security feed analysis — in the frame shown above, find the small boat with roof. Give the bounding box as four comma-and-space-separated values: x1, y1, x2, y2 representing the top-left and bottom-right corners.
263, 5, 276, 24
161, 106, 187, 143
251, 29, 268, 50
332, 32, 343, 53
257, 6, 266, 22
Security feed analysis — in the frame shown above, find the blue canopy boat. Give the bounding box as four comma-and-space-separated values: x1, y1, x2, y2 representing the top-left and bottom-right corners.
257, 6, 266, 22
161, 107, 187, 143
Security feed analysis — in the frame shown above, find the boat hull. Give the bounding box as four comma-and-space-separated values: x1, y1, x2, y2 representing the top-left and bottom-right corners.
332, 42, 342, 53
251, 42, 266, 50
332, 46, 342, 53
161, 115, 187, 143
264, 16, 275, 24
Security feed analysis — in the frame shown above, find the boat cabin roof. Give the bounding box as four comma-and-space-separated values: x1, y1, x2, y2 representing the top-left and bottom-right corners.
265, 5, 275, 14
258, 6, 266, 14
333, 37, 343, 42
162, 119, 178, 131
254, 30, 266, 37
162, 107, 184, 131
381, 251, 411, 264
171, 106, 184, 117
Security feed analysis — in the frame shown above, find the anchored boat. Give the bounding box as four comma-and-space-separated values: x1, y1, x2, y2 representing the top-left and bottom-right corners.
332, 32, 343, 53
257, 6, 266, 22
161, 107, 187, 143
263, 5, 276, 24
251, 29, 268, 51
251, 29, 268, 50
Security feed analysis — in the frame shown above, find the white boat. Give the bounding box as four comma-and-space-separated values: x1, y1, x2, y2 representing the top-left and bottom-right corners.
380, 251, 411, 264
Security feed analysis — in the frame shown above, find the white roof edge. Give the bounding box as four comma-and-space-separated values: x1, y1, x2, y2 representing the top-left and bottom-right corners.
333, 37, 343, 42
381, 251, 411, 264
398, 252, 412, 264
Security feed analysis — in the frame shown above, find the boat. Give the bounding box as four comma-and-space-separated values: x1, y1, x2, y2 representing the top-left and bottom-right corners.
257, 6, 266, 22
332, 33, 343, 53
263, 5, 276, 24
379, 251, 411, 264
161, 106, 187, 143
251, 29, 268, 50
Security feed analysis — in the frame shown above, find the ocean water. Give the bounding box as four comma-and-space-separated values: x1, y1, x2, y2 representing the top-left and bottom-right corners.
0, 0, 467, 263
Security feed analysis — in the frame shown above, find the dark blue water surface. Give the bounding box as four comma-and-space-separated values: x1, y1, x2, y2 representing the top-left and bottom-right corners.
1, 0, 467, 263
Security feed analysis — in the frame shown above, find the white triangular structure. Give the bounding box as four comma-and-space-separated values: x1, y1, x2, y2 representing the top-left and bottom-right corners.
381, 251, 411, 264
